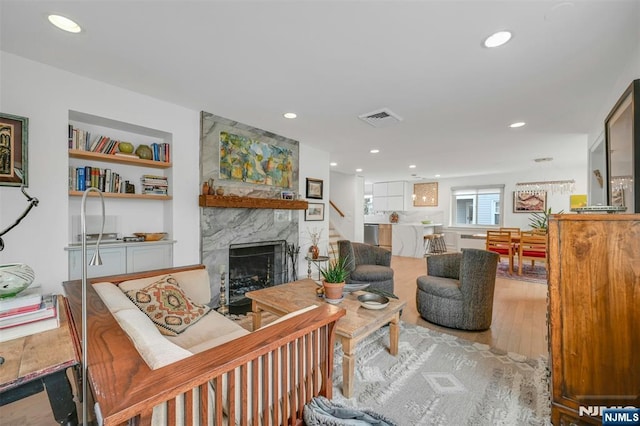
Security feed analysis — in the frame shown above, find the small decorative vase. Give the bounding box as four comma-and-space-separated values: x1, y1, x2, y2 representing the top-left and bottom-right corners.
390, 212, 399, 223
118, 141, 134, 153
0, 263, 36, 298
323, 281, 345, 300
216, 186, 225, 196
309, 245, 320, 260
135, 144, 153, 160
202, 181, 210, 196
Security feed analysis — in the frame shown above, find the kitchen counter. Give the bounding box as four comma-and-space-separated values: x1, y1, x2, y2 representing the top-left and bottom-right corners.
391, 224, 443, 258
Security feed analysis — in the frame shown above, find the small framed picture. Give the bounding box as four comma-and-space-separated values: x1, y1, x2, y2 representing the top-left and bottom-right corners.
513, 191, 546, 213
306, 178, 323, 199
305, 202, 325, 221
0, 113, 29, 187
281, 191, 295, 200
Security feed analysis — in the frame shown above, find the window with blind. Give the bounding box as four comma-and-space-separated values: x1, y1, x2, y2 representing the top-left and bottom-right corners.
451, 185, 505, 226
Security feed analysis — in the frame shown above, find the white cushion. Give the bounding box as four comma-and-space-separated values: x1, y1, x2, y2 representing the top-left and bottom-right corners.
114, 309, 193, 369
167, 310, 249, 353
93, 282, 136, 313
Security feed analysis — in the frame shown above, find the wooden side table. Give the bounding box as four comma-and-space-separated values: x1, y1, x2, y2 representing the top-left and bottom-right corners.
0, 295, 80, 425
305, 255, 330, 282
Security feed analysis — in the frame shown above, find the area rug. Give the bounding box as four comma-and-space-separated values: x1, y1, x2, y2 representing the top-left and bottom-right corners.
496, 260, 547, 284
332, 322, 551, 426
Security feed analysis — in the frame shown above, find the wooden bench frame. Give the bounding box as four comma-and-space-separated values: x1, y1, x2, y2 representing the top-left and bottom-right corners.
63, 265, 345, 426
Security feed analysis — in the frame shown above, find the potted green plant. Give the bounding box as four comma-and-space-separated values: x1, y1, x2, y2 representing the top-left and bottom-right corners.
529, 207, 564, 231
320, 255, 350, 300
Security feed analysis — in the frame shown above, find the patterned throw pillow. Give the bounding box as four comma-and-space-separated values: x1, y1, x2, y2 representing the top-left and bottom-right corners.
124, 275, 211, 336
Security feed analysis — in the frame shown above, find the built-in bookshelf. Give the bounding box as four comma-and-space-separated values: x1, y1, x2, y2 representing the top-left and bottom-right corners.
68, 111, 172, 200
68, 149, 172, 199
67, 110, 174, 250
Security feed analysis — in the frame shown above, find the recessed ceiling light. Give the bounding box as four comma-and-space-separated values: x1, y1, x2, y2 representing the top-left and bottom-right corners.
356, 168, 363, 172
409, 165, 416, 169
370, 149, 380, 154
283, 112, 297, 119
483, 30, 512, 48
509, 121, 526, 128
48, 14, 82, 33
330, 162, 337, 167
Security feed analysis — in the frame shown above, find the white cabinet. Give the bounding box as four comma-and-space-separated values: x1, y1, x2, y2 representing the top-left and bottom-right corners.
66, 241, 173, 280
372, 181, 410, 212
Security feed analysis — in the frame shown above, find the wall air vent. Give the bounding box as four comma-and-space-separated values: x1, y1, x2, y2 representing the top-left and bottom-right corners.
358, 108, 403, 128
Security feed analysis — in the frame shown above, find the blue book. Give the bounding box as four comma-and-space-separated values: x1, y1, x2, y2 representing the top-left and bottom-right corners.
77, 167, 86, 191
152, 143, 159, 161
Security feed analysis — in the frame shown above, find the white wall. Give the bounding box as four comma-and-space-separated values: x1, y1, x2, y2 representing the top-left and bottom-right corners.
0, 53, 197, 293
328, 171, 364, 243
297, 144, 330, 274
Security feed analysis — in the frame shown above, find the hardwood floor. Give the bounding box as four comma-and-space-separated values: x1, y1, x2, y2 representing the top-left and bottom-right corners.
393, 255, 548, 360
0, 255, 548, 425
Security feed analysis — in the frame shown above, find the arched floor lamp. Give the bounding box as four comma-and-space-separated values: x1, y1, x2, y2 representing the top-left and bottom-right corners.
80, 187, 105, 426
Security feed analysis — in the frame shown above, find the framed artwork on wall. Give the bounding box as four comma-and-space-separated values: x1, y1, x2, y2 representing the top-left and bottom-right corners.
605, 79, 639, 213
413, 182, 438, 206
513, 191, 546, 213
305, 203, 324, 221
0, 113, 29, 187
306, 178, 323, 199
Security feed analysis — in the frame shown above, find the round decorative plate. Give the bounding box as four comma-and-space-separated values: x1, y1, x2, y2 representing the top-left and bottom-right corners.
358, 293, 390, 310
344, 283, 370, 293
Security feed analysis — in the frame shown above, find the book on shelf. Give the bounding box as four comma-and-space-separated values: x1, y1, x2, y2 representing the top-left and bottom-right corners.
114, 152, 140, 159
0, 296, 60, 343
0, 293, 57, 328
0, 286, 42, 313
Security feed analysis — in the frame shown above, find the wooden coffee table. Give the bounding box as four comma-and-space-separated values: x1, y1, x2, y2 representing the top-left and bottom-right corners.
246, 279, 406, 398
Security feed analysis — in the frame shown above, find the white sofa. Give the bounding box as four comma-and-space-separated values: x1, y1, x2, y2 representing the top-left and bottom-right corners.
63, 264, 344, 426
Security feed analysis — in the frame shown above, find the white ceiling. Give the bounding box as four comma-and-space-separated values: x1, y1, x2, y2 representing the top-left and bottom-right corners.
1, 1, 639, 183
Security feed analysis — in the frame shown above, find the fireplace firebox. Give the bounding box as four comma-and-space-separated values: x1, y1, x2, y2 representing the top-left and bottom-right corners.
228, 240, 287, 314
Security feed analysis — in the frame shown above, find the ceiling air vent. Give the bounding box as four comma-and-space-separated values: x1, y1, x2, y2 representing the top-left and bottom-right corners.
358, 108, 403, 128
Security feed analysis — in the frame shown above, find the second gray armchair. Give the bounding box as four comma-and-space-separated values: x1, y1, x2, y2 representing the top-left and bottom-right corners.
416, 248, 499, 331
337, 240, 394, 293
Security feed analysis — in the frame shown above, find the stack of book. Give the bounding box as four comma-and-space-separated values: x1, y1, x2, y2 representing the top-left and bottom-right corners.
0, 287, 60, 342
141, 174, 169, 195
69, 165, 124, 193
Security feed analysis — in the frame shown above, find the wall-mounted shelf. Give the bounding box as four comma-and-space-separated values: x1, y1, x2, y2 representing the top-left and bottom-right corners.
69, 191, 172, 200
69, 149, 171, 169
199, 195, 308, 210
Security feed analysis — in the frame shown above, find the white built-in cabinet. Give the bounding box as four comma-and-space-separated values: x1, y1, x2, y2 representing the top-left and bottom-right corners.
66, 241, 174, 280
372, 181, 411, 212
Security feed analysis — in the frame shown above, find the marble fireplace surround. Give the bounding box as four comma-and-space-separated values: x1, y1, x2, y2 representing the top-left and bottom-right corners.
200, 112, 301, 306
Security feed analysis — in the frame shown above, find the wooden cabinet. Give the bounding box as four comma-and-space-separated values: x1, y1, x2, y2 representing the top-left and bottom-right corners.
378, 224, 392, 251
548, 214, 640, 425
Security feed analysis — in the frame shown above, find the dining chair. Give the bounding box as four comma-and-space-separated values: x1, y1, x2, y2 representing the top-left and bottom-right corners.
517, 231, 547, 275
486, 230, 515, 274
499, 227, 521, 236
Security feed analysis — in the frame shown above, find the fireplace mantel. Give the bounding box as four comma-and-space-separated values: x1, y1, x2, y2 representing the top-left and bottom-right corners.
199, 195, 309, 210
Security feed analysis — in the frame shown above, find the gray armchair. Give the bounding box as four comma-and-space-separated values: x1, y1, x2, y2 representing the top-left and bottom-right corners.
337, 240, 394, 293
416, 249, 499, 331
